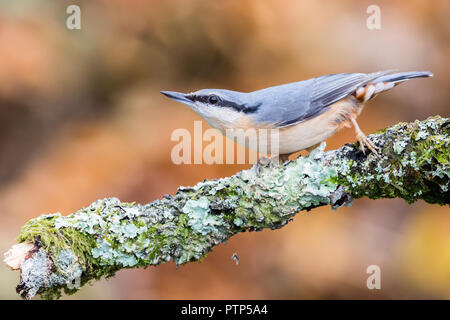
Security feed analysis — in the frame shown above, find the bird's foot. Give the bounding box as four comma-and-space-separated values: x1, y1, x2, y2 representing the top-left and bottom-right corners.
355, 129, 380, 158
255, 154, 293, 176
351, 117, 381, 158
255, 156, 279, 175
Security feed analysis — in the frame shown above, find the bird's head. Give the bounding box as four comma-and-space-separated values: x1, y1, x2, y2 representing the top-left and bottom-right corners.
161, 89, 262, 130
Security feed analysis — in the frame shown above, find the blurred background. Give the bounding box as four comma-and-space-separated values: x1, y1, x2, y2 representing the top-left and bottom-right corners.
0, 0, 449, 299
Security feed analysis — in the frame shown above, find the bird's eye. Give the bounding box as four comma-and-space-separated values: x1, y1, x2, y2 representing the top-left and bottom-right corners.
208, 95, 219, 104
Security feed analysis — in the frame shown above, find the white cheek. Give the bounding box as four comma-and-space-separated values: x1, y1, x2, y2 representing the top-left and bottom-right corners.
194, 105, 221, 127
195, 105, 242, 130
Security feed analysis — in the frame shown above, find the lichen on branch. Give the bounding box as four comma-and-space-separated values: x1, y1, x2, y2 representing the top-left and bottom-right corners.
5, 116, 449, 300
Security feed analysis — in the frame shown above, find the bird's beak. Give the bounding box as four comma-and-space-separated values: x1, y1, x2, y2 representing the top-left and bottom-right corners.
160, 91, 193, 106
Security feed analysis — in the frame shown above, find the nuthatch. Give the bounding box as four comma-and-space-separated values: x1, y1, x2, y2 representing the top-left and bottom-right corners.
162, 70, 433, 160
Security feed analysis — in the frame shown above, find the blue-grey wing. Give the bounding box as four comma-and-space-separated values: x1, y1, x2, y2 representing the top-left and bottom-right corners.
254, 70, 393, 128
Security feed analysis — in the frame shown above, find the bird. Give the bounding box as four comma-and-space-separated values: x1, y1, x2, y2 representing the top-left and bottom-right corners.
161, 70, 433, 161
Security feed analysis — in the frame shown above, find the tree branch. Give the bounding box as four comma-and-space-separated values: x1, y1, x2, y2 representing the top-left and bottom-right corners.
3, 116, 449, 299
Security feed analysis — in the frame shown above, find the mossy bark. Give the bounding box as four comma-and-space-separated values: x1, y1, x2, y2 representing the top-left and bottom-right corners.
9, 116, 449, 299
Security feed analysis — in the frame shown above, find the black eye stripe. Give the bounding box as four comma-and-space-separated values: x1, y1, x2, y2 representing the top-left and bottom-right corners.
225, 101, 261, 114
186, 95, 260, 114
186, 95, 210, 104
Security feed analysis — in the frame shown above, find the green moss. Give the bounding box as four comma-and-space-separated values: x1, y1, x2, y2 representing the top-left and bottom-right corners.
333, 116, 449, 204
18, 215, 97, 271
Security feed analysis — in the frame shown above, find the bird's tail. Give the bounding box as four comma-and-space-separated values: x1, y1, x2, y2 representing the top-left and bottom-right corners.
355, 70, 433, 102
373, 71, 433, 84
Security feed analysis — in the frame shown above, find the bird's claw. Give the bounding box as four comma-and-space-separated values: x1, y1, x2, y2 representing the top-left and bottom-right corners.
350, 117, 381, 158
255, 156, 280, 175
356, 131, 381, 158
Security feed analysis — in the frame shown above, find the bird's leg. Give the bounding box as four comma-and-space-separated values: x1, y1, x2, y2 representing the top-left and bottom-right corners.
350, 117, 380, 158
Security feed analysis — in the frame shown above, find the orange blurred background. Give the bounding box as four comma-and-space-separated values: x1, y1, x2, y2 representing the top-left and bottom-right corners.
0, 0, 449, 299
